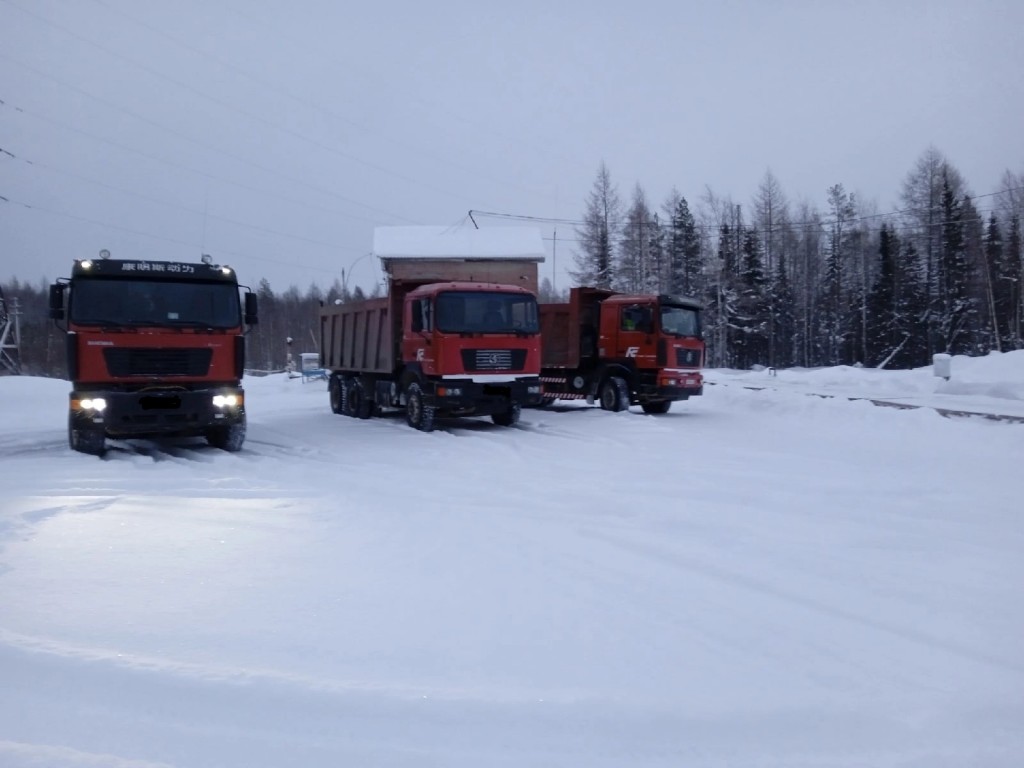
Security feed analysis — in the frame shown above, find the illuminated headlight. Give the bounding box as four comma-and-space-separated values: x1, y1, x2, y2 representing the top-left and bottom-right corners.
80, 259, 94, 270
79, 397, 106, 411
527, 385, 542, 394
220, 266, 233, 275
212, 394, 239, 408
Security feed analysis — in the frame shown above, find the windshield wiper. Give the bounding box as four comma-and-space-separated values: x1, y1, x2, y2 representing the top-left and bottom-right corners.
164, 319, 224, 331
73, 319, 145, 331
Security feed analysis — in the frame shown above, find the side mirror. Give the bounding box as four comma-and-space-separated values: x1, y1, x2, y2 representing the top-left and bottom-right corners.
244, 292, 258, 325
49, 283, 65, 320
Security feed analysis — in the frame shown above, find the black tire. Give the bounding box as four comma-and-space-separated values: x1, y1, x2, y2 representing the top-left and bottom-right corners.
329, 374, 344, 414
207, 415, 246, 452
641, 400, 672, 415
68, 414, 105, 455
405, 382, 435, 432
599, 376, 629, 412
491, 403, 521, 427
347, 380, 373, 419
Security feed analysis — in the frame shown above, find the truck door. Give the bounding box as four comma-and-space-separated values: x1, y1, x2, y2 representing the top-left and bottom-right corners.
616, 304, 657, 366
403, 296, 436, 374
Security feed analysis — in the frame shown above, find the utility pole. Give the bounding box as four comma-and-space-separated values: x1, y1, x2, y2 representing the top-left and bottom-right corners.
552, 227, 557, 295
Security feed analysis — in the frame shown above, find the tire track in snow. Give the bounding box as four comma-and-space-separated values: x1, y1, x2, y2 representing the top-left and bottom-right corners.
581, 528, 1024, 676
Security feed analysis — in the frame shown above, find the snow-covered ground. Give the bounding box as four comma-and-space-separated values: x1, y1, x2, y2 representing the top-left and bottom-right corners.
1, 352, 1022, 768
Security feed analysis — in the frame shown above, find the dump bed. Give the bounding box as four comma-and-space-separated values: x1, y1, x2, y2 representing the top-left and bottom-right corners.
539, 287, 612, 369
539, 303, 577, 368
320, 293, 399, 374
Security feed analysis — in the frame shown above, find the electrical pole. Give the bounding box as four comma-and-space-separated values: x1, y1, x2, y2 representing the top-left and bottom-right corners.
552, 226, 557, 295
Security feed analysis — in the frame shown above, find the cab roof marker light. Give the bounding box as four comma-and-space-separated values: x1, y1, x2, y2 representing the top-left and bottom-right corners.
80, 260, 93, 270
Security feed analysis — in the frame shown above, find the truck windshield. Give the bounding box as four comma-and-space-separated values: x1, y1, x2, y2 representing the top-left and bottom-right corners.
660, 305, 700, 337
69, 278, 242, 328
434, 291, 539, 334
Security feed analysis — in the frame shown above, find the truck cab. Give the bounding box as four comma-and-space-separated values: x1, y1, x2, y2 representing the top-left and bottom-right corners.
401, 282, 542, 422
597, 294, 704, 410
50, 255, 257, 454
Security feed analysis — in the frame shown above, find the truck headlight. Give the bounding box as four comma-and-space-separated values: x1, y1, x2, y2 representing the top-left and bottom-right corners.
527, 385, 542, 394
437, 386, 462, 397
79, 397, 107, 411
213, 394, 239, 408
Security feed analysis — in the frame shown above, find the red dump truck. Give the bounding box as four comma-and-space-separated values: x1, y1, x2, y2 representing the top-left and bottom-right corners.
49, 253, 258, 454
319, 226, 545, 431
539, 287, 704, 413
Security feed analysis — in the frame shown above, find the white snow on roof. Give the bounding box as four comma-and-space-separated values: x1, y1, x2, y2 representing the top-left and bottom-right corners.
373, 226, 545, 261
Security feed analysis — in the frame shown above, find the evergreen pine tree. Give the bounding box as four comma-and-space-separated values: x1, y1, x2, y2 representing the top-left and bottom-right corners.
664, 192, 702, 297
937, 175, 973, 353
731, 227, 769, 368
818, 184, 856, 365
866, 223, 898, 366
769, 250, 797, 367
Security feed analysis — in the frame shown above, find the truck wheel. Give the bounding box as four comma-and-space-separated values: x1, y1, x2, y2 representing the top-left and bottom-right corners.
491, 403, 521, 427
405, 383, 435, 432
347, 380, 373, 419
207, 415, 246, 452
599, 376, 629, 412
68, 415, 106, 456
329, 375, 345, 414
641, 400, 672, 415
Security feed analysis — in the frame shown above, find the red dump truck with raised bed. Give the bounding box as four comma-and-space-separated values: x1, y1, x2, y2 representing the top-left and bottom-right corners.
49, 252, 258, 454
319, 226, 545, 431
538, 287, 704, 413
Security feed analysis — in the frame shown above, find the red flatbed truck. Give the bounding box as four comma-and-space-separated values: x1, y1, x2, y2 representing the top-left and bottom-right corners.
538, 287, 704, 413
49, 254, 258, 454
319, 227, 545, 432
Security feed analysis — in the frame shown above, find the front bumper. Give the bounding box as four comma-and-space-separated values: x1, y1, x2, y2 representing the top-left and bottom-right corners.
636, 371, 704, 402
427, 377, 543, 416
69, 386, 246, 438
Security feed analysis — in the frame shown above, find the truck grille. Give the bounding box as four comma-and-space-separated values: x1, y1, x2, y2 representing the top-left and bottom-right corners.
104, 348, 212, 377
675, 348, 701, 367
461, 349, 527, 371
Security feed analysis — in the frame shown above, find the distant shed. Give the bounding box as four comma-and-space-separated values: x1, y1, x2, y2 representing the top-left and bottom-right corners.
373, 226, 545, 294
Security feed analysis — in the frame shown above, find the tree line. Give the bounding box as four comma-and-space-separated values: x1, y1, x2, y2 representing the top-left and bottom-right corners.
3, 146, 1022, 377
572, 148, 1023, 369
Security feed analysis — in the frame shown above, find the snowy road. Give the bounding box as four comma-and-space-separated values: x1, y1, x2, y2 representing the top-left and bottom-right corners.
1, 359, 1023, 767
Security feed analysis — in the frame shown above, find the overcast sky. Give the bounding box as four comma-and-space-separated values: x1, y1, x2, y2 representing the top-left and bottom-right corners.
2, 0, 1022, 293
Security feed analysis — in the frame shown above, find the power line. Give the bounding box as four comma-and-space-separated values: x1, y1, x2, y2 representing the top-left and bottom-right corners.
472, 185, 1024, 238
85, 0, 563, 206
0, 145, 366, 254
0, 97, 399, 227
0, 51, 420, 225
0, 0, 505, 209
